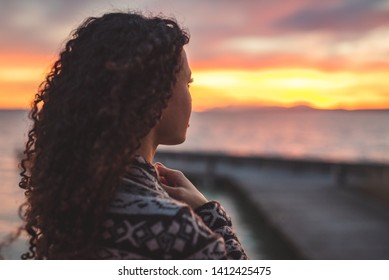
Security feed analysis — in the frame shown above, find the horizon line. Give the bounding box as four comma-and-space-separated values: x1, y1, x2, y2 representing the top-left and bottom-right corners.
2, 105, 389, 113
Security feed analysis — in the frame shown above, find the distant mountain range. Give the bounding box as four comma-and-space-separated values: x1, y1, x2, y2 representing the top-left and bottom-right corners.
1, 105, 388, 114
201, 105, 389, 114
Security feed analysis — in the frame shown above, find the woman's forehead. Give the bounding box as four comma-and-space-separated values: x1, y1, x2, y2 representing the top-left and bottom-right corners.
180, 50, 191, 77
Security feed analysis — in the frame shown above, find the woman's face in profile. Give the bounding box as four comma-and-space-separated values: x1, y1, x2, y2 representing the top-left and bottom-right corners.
155, 49, 192, 145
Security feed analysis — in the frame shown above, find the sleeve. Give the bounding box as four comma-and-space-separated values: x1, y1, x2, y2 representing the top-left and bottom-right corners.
194, 200, 248, 260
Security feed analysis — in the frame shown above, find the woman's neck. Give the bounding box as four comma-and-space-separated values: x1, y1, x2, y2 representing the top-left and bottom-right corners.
136, 130, 158, 164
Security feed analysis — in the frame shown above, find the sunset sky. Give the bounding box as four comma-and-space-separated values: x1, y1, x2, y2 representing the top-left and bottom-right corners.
1, 0, 389, 111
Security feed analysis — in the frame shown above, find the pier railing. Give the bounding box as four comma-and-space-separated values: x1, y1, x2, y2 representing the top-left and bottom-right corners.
155, 150, 389, 188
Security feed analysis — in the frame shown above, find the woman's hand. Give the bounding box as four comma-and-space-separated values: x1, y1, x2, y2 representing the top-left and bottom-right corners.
154, 162, 208, 209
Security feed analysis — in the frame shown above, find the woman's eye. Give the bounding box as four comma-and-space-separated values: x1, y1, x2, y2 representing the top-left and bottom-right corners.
188, 78, 194, 87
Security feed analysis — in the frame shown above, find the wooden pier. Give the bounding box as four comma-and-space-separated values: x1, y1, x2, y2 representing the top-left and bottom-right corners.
155, 150, 389, 260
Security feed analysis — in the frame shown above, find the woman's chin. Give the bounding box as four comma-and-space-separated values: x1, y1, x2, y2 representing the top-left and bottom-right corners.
161, 135, 186, 146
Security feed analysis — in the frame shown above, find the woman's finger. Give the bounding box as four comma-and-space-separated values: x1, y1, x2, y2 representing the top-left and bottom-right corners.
155, 162, 180, 185
154, 162, 208, 209
159, 175, 168, 185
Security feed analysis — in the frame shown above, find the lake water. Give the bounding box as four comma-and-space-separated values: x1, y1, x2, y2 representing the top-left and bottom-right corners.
1, 109, 389, 259
164, 109, 389, 164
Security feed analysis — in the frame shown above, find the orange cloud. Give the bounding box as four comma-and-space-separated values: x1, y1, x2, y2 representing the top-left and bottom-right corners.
0, 53, 51, 108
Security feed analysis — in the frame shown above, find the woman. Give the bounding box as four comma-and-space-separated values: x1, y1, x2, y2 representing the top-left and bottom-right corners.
19, 11, 247, 259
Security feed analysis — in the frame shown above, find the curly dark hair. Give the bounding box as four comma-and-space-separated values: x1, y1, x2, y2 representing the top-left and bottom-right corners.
18, 11, 189, 259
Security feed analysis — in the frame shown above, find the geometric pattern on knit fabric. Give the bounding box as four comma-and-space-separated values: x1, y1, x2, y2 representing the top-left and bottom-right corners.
95, 155, 248, 259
